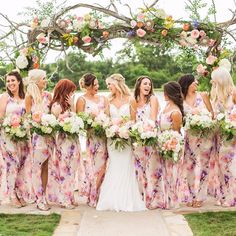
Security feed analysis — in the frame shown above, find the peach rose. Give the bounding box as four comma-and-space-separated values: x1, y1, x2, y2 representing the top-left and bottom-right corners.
182, 23, 190, 31
32, 112, 42, 123
11, 115, 21, 128
161, 29, 168, 37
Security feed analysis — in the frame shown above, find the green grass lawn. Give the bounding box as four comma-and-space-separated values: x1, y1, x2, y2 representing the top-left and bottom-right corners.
0, 213, 61, 236
185, 211, 236, 236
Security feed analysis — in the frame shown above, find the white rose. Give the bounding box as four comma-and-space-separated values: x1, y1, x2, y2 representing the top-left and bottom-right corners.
40, 18, 50, 28
16, 55, 28, 69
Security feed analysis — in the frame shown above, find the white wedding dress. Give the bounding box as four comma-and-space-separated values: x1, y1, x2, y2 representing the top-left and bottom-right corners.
96, 103, 146, 212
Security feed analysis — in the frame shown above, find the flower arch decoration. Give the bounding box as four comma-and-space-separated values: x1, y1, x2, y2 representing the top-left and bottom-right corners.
1, 0, 236, 90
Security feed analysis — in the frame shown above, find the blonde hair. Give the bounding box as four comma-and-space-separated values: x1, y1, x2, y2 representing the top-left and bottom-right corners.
106, 74, 131, 100
24, 69, 46, 111
211, 67, 234, 109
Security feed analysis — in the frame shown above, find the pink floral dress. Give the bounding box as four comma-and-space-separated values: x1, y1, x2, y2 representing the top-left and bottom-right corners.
133, 101, 165, 209
31, 92, 54, 206
213, 96, 236, 206
0, 95, 31, 202
159, 110, 181, 209
47, 105, 81, 207
80, 96, 108, 207
181, 93, 214, 203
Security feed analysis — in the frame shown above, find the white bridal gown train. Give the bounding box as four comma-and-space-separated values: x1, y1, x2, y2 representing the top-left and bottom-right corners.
96, 104, 146, 212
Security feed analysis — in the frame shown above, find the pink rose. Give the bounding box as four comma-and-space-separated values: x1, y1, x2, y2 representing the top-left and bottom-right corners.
11, 115, 21, 128
191, 29, 200, 39
20, 48, 28, 56
136, 28, 146, 37
130, 20, 137, 28
196, 64, 206, 75
206, 55, 217, 65
208, 39, 216, 47
32, 112, 42, 123
36, 33, 47, 44
199, 30, 206, 37
82, 36, 92, 44
137, 13, 145, 22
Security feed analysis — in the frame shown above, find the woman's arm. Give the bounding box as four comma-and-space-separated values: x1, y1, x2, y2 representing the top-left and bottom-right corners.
150, 95, 159, 121
171, 111, 183, 133
130, 97, 137, 121
0, 93, 8, 122
76, 97, 85, 113
201, 92, 214, 118
25, 94, 33, 114
103, 96, 110, 116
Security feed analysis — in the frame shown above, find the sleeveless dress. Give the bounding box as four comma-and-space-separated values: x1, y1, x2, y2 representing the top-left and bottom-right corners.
159, 110, 182, 209
31, 92, 54, 206
47, 104, 81, 207
80, 96, 108, 207
0, 95, 31, 202
181, 93, 214, 203
213, 95, 236, 206
96, 103, 146, 211
133, 101, 165, 209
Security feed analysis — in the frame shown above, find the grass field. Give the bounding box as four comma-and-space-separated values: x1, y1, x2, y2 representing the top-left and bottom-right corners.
185, 211, 236, 236
0, 213, 61, 236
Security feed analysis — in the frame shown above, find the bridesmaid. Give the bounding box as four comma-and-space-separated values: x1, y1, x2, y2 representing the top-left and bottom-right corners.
159, 81, 184, 209
25, 69, 53, 211
76, 73, 109, 207
178, 74, 214, 208
0, 71, 30, 207
132, 76, 164, 209
49, 79, 80, 209
210, 67, 236, 207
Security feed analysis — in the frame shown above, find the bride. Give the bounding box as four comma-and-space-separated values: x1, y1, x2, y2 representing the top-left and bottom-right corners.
96, 74, 146, 212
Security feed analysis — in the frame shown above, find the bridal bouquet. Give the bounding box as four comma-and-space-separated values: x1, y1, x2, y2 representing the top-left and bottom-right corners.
184, 110, 216, 137
29, 112, 58, 136
57, 112, 85, 138
2, 114, 29, 142
91, 112, 110, 136
106, 117, 132, 151
130, 119, 158, 146
77, 112, 109, 137
158, 130, 184, 162
217, 108, 236, 141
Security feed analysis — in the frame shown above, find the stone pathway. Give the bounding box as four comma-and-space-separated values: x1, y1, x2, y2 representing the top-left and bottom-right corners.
1, 197, 236, 236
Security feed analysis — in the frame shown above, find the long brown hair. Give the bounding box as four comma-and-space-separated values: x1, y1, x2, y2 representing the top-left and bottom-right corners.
164, 81, 184, 118
134, 76, 154, 103
5, 71, 25, 99
50, 79, 77, 113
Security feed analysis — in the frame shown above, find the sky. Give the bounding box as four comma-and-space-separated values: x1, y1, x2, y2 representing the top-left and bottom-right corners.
0, 0, 235, 62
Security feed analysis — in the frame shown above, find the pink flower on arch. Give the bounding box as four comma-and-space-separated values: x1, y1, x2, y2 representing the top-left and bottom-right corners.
82, 36, 92, 44
206, 55, 217, 65
196, 64, 206, 75
191, 29, 200, 39
136, 28, 146, 37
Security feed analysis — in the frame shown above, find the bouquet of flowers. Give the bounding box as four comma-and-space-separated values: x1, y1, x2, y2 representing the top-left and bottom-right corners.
106, 116, 132, 151
184, 109, 216, 136
77, 111, 110, 137
158, 130, 184, 162
57, 112, 85, 138
217, 108, 236, 141
2, 114, 29, 142
29, 111, 58, 136
130, 119, 158, 146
